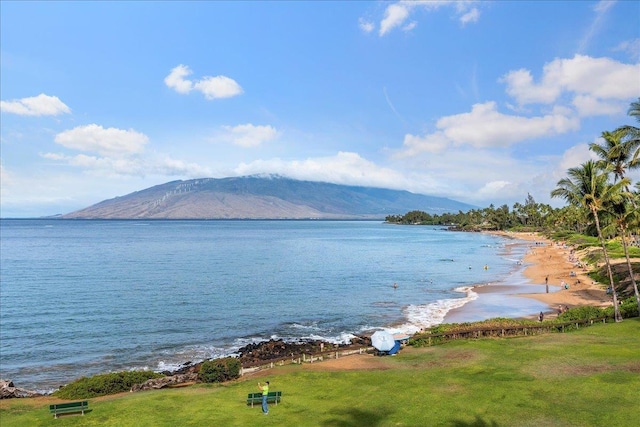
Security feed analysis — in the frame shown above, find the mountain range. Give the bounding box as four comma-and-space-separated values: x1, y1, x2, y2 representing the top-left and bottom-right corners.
61, 175, 476, 219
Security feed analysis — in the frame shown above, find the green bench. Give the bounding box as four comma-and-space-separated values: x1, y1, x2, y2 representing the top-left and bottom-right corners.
49, 400, 89, 418
246, 391, 282, 407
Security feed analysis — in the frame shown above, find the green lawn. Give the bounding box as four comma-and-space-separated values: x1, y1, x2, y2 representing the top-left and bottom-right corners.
2, 319, 638, 426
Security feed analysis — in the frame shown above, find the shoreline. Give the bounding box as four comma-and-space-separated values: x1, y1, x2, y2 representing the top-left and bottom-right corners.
1, 231, 619, 396
444, 231, 611, 323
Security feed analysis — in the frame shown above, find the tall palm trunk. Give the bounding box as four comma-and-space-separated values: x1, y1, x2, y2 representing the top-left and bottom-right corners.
593, 209, 622, 322
620, 226, 640, 315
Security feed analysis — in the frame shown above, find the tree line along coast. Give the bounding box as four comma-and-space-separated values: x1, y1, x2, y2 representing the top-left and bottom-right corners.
387, 98, 640, 323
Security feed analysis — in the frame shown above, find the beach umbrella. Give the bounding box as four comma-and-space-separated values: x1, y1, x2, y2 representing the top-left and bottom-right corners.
371, 330, 395, 352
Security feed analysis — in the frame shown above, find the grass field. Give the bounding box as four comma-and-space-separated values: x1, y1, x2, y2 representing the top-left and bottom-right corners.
1, 318, 638, 426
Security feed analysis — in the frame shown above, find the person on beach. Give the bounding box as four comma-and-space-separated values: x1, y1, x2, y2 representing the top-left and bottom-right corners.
538, 312, 544, 322
258, 381, 269, 414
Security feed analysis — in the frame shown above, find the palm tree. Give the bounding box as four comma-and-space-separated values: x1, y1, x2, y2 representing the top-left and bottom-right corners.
603, 198, 640, 316
619, 98, 640, 168
551, 161, 628, 322
590, 128, 636, 183
590, 123, 640, 315
629, 98, 640, 117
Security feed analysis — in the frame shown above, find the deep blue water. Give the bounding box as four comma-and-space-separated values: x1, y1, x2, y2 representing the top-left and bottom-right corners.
1, 219, 527, 391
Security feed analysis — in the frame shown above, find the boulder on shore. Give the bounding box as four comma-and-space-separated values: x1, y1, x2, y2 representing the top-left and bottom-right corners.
236, 336, 371, 366
130, 373, 199, 392
0, 379, 41, 399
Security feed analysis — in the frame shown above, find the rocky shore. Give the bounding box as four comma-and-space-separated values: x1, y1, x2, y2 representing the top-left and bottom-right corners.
170, 335, 372, 376
0, 380, 42, 399
2, 336, 373, 398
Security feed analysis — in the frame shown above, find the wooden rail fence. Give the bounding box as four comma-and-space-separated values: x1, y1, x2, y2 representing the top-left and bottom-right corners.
240, 346, 373, 376
411, 317, 608, 346
239, 317, 609, 376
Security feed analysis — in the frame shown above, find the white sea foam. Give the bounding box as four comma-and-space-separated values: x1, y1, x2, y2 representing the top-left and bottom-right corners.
384, 286, 479, 335
267, 332, 357, 345
152, 331, 361, 374
156, 288, 483, 373
154, 343, 244, 373
2, 219, 524, 391
288, 322, 322, 331
156, 361, 186, 373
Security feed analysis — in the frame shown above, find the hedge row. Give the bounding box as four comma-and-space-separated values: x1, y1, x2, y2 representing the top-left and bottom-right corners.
54, 370, 164, 399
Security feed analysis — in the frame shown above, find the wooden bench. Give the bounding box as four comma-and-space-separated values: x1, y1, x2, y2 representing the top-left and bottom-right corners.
246, 391, 282, 407
49, 400, 89, 418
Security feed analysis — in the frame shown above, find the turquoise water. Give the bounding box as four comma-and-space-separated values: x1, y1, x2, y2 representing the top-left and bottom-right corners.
0, 219, 527, 391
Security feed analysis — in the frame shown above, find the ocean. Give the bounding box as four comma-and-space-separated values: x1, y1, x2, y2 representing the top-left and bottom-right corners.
0, 219, 532, 392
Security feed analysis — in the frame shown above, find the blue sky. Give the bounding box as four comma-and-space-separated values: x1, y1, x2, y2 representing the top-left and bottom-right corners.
1, 1, 639, 217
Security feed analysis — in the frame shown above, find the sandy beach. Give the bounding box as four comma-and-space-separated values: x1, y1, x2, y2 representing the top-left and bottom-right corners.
444, 231, 612, 323
292, 231, 617, 372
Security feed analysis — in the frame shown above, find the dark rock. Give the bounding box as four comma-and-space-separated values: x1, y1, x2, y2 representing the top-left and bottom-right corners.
165, 335, 372, 377
130, 373, 199, 392
0, 379, 41, 399
236, 337, 369, 366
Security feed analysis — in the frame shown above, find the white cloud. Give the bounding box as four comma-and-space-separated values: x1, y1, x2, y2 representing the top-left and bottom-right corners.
0, 164, 83, 217
234, 152, 409, 190
45, 123, 211, 183
397, 102, 579, 155
379, 3, 411, 36
571, 95, 623, 117
393, 145, 551, 204
164, 64, 243, 99
41, 151, 211, 178
150, 155, 212, 176
222, 124, 278, 147
613, 38, 640, 61
54, 124, 149, 157
594, 0, 617, 13
475, 180, 511, 199
377, 1, 482, 36
578, 0, 616, 53
194, 75, 243, 99
501, 55, 640, 108
383, 87, 406, 123
400, 133, 450, 156
358, 17, 374, 33
459, 7, 480, 25
42, 153, 142, 175
0, 93, 71, 116
0, 162, 11, 189
164, 64, 194, 94
556, 143, 595, 172
500, 68, 560, 104
0, 158, 213, 217
402, 21, 417, 32
228, 149, 543, 206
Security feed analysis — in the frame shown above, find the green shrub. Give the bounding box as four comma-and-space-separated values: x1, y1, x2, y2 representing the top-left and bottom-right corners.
557, 305, 607, 322
408, 317, 544, 347
198, 357, 241, 383
53, 370, 164, 399
603, 297, 639, 319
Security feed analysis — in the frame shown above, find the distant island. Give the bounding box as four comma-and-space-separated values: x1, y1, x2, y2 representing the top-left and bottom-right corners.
60, 175, 476, 220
